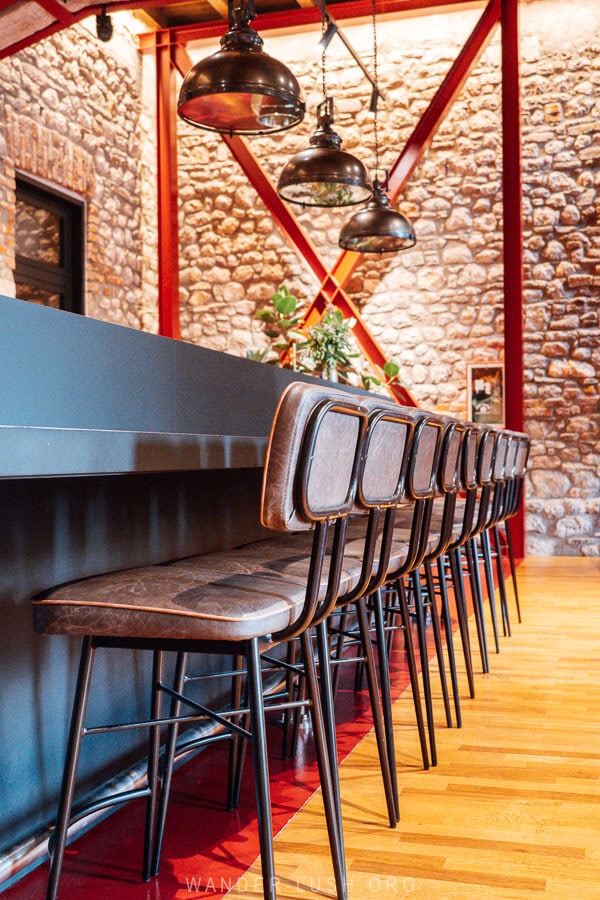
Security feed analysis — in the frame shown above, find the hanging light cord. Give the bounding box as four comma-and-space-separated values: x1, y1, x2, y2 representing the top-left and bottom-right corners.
321, 0, 328, 100
372, 0, 380, 178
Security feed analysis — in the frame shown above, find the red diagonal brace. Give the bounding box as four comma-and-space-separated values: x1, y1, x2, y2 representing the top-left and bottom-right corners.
166, 36, 416, 403
34, 0, 75, 24
326, 0, 501, 292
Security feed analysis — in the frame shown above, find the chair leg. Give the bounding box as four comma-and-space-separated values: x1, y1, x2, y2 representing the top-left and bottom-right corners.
410, 569, 437, 767
151, 650, 188, 877
493, 524, 512, 637
227, 654, 249, 811
143, 651, 165, 881
447, 550, 475, 700
315, 620, 345, 844
393, 581, 430, 770
46, 636, 96, 900
355, 596, 398, 826
429, 558, 462, 728
299, 630, 348, 900
246, 638, 277, 900
370, 589, 400, 809
480, 530, 501, 654
281, 641, 299, 760
465, 539, 490, 673
423, 562, 453, 729
505, 519, 522, 623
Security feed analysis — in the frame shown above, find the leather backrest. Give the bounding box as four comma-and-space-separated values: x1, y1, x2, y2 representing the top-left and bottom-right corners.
358, 407, 415, 507
492, 429, 511, 482
477, 427, 496, 486
261, 381, 367, 531
503, 432, 519, 479
461, 425, 479, 490
407, 414, 444, 500
349, 395, 423, 509
512, 432, 531, 476
438, 418, 464, 494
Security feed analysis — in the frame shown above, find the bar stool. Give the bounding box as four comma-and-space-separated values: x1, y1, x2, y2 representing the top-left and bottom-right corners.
165, 399, 421, 837
330, 403, 449, 773
32, 381, 368, 900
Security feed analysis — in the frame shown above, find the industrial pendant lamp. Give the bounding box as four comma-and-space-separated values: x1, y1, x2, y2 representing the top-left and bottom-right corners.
339, 1, 416, 252
276, 2, 371, 207
177, 0, 305, 135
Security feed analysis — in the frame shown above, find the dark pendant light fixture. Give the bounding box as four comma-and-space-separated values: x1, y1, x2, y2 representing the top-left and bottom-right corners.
339, 174, 416, 252
339, 1, 416, 252
177, 0, 305, 135
276, 2, 371, 207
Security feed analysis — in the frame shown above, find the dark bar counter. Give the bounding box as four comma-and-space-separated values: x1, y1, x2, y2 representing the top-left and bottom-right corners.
0, 296, 338, 878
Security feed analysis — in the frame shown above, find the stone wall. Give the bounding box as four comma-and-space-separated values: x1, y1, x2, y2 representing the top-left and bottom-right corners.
0, 13, 150, 329
176, 4, 599, 556
0, 4, 597, 555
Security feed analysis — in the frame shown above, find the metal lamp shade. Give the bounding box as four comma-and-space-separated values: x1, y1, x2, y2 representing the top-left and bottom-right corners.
178, 24, 305, 135
277, 98, 371, 207
339, 180, 416, 253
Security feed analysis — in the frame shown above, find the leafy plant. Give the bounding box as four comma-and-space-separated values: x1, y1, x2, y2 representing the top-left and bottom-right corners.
248, 284, 404, 392
303, 307, 360, 382
246, 285, 306, 368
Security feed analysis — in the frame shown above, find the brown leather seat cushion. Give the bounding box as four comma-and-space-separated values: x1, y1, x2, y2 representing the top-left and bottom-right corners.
33, 534, 364, 643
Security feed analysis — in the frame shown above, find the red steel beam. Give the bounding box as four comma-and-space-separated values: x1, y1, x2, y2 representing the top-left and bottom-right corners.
167, 19, 418, 403
34, 0, 75, 24
501, 0, 525, 556
218, 135, 416, 405
0, 0, 485, 62
155, 30, 181, 338
221, 135, 330, 286
140, 0, 486, 47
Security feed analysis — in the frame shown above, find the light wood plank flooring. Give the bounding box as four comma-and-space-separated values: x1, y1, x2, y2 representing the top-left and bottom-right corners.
227, 557, 600, 899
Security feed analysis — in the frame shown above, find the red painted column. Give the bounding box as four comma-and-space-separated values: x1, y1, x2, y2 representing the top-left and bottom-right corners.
155, 31, 181, 339
501, 0, 525, 557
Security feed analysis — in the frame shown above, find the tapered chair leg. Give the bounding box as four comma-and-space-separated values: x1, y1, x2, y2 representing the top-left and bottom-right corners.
409, 569, 437, 767
315, 620, 345, 846
446, 550, 475, 700
246, 639, 277, 900
151, 650, 188, 876
428, 559, 462, 728
465, 539, 489, 673
46, 637, 96, 900
480, 530, 500, 654
143, 651, 165, 881
281, 641, 299, 760
227, 654, 249, 811
423, 562, 453, 729
392, 581, 430, 770
505, 520, 522, 623
355, 596, 398, 826
370, 589, 400, 814
299, 630, 348, 900
492, 524, 512, 637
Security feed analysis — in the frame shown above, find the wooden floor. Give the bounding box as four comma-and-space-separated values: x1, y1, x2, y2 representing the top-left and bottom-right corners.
228, 557, 600, 900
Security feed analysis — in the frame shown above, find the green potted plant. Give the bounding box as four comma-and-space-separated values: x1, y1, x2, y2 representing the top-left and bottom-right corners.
248, 284, 404, 392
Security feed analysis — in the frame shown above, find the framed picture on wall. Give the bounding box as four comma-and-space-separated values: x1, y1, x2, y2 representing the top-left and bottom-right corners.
467, 362, 505, 425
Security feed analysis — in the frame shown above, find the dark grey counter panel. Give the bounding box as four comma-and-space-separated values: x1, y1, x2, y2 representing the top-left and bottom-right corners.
0, 296, 340, 872
0, 294, 301, 438
0, 426, 266, 478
